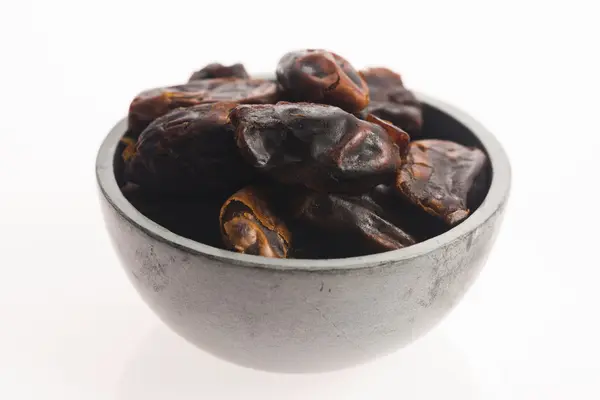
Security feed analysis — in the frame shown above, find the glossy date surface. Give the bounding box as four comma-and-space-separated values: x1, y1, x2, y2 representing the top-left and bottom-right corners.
189, 63, 249, 81
276, 49, 369, 113
293, 191, 416, 256
128, 78, 278, 137
361, 67, 423, 136
230, 102, 400, 193
124, 102, 255, 196
396, 139, 487, 225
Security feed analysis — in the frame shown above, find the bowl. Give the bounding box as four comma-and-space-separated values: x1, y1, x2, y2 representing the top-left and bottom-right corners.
95, 89, 511, 373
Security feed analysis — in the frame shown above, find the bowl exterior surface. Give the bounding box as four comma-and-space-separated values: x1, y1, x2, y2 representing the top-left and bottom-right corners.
100, 193, 505, 372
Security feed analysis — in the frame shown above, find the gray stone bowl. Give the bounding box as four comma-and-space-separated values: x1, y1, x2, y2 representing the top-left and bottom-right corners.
96, 91, 511, 373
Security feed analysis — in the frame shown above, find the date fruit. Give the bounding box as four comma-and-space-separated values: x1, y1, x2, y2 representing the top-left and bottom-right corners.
361, 67, 404, 101
220, 186, 291, 258
276, 49, 369, 113
124, 102, 255, 196
366, 114, 410, 158
294, 191, 416, 255
189, 63, 249, 81
361, 67, 423, 136
369, 184, 450, 242
230, 102, 401, 193
396, 139, 487, 225
128, 78, 278, 137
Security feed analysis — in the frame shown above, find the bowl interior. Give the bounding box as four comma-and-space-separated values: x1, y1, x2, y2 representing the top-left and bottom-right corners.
97, 93, 510, 270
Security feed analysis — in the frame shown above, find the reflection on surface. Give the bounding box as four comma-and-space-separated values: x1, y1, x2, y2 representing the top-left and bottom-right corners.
117, 324, 480, 400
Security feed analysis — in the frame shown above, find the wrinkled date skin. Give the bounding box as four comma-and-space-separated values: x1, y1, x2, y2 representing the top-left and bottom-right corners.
188, 63, 250, 81
369, 184, 450, 242
276, 50, 369, 114
294, 191, 416, 256
220, 186, 291, 258
361, 67, 404, 100
127, 78, 279, 137
396, 139, 488, 225
361, 67, 423, 136
366, 114, 410, 159
230, 102, 400, 194
125, 102, 256, 196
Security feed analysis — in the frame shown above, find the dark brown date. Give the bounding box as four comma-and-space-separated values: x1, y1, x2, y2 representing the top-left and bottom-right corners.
124, 102, 255, 196
276, 49, 369, 113
361, 67, 404, 101
230, 102, 400, 194
396, 140, 487, 225
188, 63, 249, 81
128, 78, 278, 137
366, 114, 410, 159
220, 186, 291, 258
361, 67, 423, 136
294, 191, 416, 256
290, 184, 451, 258
369, 184, 450, 242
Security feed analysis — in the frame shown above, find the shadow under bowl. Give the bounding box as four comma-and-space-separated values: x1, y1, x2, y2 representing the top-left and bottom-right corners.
95, 91, 511, 373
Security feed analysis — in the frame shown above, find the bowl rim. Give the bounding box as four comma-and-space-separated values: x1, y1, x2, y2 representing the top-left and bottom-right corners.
96, 90, 511, 271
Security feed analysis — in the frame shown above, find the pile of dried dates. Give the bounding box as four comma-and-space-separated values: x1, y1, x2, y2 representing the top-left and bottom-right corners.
117, 49, 489, 259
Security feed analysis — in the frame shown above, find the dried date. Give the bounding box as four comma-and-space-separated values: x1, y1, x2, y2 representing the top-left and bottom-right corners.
189, 63, 249, 81
366, 114, 410, 158
396, 140, 487, 225
361, 67, 423, 136
124, 102, 255, 196
361, 67, 404, 101
290, 184, 452, 257
119, 50, 494, 260
128, 78, 278, 137
293, 191, 416, 256
276, 49, 369, 113
230, 102, 400, 194
369, 184, 450, 242
220, 186, 291, 258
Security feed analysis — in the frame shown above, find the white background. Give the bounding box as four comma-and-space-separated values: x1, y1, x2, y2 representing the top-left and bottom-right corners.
1, 1, 599, 399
